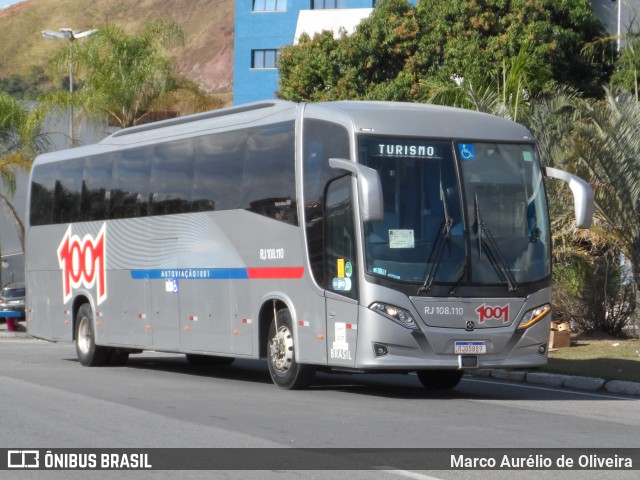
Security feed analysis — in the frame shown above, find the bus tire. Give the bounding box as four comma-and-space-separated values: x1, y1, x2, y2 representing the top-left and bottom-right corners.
267, 308, 315, 389
75, 304, 109, 367
185, 354, 235, 366
417, 370, 463, 390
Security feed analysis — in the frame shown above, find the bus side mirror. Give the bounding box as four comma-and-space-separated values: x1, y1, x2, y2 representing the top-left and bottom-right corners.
544, 167, 594, 229
329, 158, 384, 223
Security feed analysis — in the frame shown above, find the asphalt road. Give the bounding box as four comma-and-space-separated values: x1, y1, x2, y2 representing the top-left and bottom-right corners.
1, 336, 639, 480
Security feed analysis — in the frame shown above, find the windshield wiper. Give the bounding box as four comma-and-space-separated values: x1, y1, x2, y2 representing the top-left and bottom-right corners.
418, 185, 453, 294
448, 264, 466, 296
474, 194, 518, 292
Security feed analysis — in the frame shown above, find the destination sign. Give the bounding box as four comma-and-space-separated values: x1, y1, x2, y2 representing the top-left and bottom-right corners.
376, 143, 442, 159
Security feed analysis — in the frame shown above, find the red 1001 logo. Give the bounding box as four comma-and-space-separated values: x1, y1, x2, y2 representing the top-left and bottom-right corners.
57, 224, 107, 305
475, 303, 510, 324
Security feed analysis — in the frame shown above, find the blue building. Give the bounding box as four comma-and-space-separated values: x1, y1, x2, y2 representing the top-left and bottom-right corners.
233, 1, 416, 105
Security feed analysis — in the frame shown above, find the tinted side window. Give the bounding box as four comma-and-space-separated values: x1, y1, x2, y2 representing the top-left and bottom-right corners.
81, 155, 113, 221
193, 131, 245, 212
149, 140, 194, 215
53, 159, 83, 223
303, 119, 351, 286
109, 149, 151, 219
29, 123, 298, 225
29, 163, 57, 226
242, 122, 297, 225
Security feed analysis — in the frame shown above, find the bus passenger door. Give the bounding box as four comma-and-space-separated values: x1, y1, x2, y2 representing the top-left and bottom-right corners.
324, 176, 359, 367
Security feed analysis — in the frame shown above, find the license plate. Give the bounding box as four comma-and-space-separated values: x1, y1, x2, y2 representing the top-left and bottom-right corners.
454, 341, 486, 354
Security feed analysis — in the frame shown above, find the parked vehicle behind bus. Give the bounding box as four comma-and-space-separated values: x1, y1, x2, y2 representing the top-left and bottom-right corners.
25, 101, 593, 390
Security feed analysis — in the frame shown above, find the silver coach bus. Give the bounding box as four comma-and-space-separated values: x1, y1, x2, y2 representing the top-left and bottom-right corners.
25, 101, 593, 390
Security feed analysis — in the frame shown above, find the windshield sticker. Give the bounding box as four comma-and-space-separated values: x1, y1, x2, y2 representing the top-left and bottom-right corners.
332, 277, 352, 291
522, 150, 533, 162
458, 144, 476, 161
389, 229, 415, 249
337, 258, 345, 278
345, 262, 353, 278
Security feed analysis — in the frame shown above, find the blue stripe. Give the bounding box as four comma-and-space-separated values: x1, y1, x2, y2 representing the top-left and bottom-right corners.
130, 268, 249, 280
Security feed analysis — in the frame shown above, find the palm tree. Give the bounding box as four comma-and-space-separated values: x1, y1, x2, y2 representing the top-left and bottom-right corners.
0, 91, 49, 250
42, 20, 217, 131
572, 89, 640, 288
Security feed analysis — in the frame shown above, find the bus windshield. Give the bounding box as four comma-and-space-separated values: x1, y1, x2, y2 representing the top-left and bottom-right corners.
359, 136, 550, 290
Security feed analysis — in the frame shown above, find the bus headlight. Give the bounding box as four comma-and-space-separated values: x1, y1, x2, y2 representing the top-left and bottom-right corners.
370, 302, 419, 330
517, 304, 551, 330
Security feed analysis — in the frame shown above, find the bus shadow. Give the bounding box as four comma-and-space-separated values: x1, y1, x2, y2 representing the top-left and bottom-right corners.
93, 354, 446, 397
85, 354, 632, 401
123, 355, 275, 385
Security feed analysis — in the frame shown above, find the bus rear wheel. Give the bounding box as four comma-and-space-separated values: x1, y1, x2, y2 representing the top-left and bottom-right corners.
267, 308, 315, 389
417, 370, 463, 390
75, 304, 109, 366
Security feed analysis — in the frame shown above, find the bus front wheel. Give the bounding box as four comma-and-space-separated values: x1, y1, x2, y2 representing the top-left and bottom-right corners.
417, 370, 463, 390
267, 308, 315, 389
75, 304, 110, 366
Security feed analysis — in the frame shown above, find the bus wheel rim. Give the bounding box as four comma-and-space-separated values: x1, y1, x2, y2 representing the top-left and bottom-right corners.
270, 325, 293, 372
77, 317, 90, 354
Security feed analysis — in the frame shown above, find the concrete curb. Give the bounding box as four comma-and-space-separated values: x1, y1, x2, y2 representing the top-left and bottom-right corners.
470, 369, 640, 397
604, 380, 640, 396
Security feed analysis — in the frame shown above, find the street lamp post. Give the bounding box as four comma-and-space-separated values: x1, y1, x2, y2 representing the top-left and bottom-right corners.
41, 28, 98, 145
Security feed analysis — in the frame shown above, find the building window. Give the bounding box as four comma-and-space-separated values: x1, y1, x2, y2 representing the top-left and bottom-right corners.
253, 0, 286, 11
252, 49, 279, 69
312, 0, 347, 8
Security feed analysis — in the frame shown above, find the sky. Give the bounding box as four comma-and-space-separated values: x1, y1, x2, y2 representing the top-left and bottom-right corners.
0, 1, 19, 9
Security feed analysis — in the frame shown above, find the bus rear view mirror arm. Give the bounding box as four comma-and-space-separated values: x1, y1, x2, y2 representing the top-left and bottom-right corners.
544, 166, 594, 229
329, 158, 384, 223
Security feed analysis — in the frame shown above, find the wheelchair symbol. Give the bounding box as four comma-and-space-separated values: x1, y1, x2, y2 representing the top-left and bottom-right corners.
459, 144, 476, 160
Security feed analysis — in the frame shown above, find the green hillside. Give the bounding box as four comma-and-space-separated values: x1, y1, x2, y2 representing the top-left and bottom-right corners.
0, 0, 233, 97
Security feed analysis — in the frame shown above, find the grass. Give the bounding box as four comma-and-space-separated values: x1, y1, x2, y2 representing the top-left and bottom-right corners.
542, 333, 640, 383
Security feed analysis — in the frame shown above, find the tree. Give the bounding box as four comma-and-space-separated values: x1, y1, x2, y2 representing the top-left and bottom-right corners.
44, 20, 217, 130
412, 0, 612, 99
0, 91, 49, 250
277, 0, 613, 102
278, 0, 419, 101
611, 37, 640, 101
519, 87, 640, 334
571, 90, 640, 286
277, 30, 349, 102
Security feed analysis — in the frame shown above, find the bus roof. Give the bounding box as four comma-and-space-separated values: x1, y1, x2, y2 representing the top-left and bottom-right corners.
305, 101, 534, 142
32, 100, 533, 167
